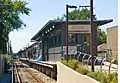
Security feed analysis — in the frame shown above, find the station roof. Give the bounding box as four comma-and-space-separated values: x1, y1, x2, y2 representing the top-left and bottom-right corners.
31, 19, 113, 40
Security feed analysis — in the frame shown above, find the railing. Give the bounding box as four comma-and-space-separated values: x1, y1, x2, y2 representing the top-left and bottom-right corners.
20, 59, 57, 80
72, 51, 105, 65
12, 62, 22, 83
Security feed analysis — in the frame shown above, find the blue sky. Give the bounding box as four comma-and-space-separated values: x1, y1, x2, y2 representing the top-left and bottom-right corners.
9, 0, 118, 53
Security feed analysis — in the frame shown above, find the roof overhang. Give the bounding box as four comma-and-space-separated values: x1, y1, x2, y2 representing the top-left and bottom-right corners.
31, 19, 113, 40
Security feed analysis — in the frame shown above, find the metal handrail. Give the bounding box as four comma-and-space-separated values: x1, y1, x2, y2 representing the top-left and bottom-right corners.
82, 54, 87, 62
77, 52, 82, 60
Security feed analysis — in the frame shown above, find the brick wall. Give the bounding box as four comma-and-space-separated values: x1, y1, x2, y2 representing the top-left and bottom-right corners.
107, 25, 118, 59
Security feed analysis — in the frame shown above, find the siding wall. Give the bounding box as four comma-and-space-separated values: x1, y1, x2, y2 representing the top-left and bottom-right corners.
107, 26, 118, 59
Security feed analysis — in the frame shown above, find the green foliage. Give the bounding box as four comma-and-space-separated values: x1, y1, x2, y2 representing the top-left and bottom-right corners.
76, 67, 90, 75
107, 72, 118, 83
87, 71, 108, 83
55, 8, 96, 20
67, 60, 79, 70
87, 71, 118, 83
4, 55, 10, 72
54, 16, 64, 21
4, 55, 9, 64
0, 0, 31, 54
61, 59, 79, 70
97, 27, 107, 45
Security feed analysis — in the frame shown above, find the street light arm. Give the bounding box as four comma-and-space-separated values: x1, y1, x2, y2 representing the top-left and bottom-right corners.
67, 4, 77, 8
79, 5, 90, 7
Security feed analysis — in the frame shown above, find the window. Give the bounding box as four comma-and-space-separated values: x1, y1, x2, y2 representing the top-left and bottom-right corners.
69, 34, 76, 44
54, 36, 57, 46
58, 35, 61, 45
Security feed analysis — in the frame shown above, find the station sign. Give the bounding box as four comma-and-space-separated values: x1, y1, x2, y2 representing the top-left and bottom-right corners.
68, 25, 91, 33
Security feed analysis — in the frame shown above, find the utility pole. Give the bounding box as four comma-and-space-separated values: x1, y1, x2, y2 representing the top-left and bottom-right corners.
66, 4, 68, 62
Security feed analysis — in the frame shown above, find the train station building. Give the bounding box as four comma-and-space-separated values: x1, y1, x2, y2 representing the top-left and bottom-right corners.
30, 19, 112, 62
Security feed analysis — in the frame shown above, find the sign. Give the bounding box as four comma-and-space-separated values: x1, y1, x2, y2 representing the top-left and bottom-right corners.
60, 50, 65, 55
62, 46, 77, 55
68, 25, 91, 33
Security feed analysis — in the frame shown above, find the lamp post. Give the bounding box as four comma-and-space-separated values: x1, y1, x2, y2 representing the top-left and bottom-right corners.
66, 4, 77, 62
79, 2, 95, 72
90, 0, 94, 72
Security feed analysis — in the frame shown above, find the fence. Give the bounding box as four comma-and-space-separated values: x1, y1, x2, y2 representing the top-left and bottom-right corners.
0, 54, 5, 78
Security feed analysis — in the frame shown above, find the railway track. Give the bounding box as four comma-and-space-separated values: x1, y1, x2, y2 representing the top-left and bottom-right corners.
14, 61, 45, 83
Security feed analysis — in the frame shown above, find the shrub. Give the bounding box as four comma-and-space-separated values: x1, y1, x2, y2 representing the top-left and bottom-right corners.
4, 55, 10, 72
67, 60, 79, 70
87, 71, 107, 83
61, 59, 80, 70
76, 67, 90, 75
111, 76, 118, 83
107, 72, 118, 83
4, 56, 9, 64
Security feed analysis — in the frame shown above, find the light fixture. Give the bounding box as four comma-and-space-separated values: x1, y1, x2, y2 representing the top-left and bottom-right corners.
52, 25, 55, 28
42, 34, 44, 36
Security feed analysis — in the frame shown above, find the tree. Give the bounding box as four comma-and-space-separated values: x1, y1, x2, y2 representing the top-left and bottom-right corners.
97, 27, 107, 45
0, 0, 30, 54
54, 8, 96, 20
54, 8, 106, 45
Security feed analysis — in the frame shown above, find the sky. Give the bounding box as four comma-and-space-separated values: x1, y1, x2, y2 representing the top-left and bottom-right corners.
9, 0, 118, 53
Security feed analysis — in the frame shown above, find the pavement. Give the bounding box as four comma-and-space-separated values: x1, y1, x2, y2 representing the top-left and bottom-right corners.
88, 62, 118, 73
104, 62, 118, 69
0, 70, 12, 83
